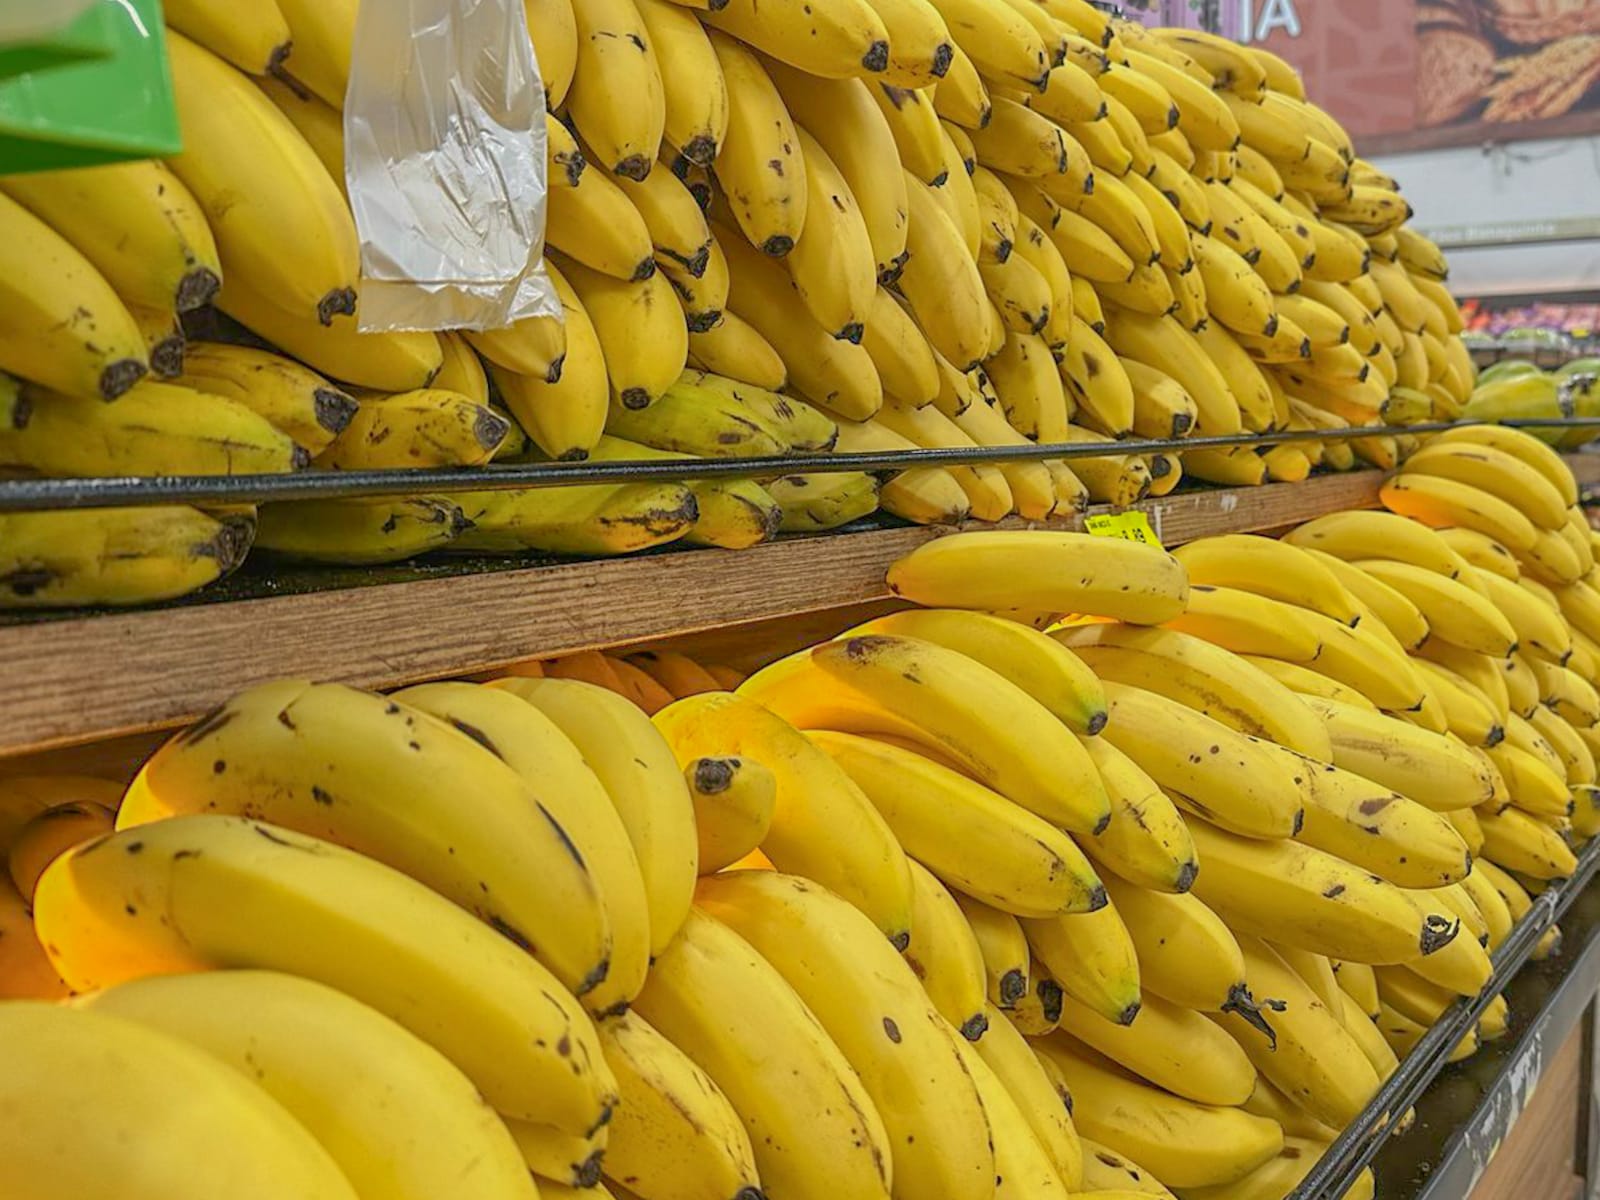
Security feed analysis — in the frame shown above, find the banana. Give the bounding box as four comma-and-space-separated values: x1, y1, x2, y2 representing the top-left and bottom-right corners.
950, 392, 1070, 520
1028, 61, 1108, 127
1, 380, 305, 477
1077, 1136, 1179, 1198
632, 909, 892, 1200
687, 311, 788, 390
927, 0, 1049, 86
487, 677, 697, 957
699, 871, 994, 1200
1056, 425, 1154, 504
1180, 446, 1268, 488
546, 122, 656, 281
1099, 873, 1253, 1016
1074, 734, 1198, 894
125, 301, 183, 378
1101, 307, 1243, 433
1218, 937, 1384, 1130
1191, 230, 1276, 335
1121, 357, 1198, 438
1350, 559, 1515, 659
1429, 424, 1579, 506
214, 285, 431, 392
568, 0, 666, 178
845, 608, 1106, 732
604, 377, 787, 457
37, 815, 614, 1130
867, 0, 956, 86
632, 0, 727, 164
931, 41, 992, 129
973, 1003, 1083, 1183
1296, 548, 1429, 651
1022, 901, 1140, 1024
599, 1012, 762, 1200
1481, 806, 1580, 882
1381, 475, 1539, 561
809, 729, 1104, 916
1024, 191, 1136, 283
798, 635, 1112, 833
1532, 658, 1600, 726
1038, 1033, 1284, 1189
1058, 172, 1158, 264
151, 342, 352, 454
956, 1034, 1073, 1198
708, 33, 807, 255
783, 127, 878, 339
1056, 623, 1331, 758
1473, 570, 1572, 663
860, 289, 939, 405
1272, 748, 1471, 888
121, 679, 616, 1001
682, 757, 776, 875
0, 192, 148, 399
2, 159, 220, 319
655, 690, 913, 944
884, 529, 1189, 621
906, 860, 991, 1039
985, 329, 1071, 442
313, 387, 507, 468
1284, 510, 1473, 580
0, 505, 253, 609
167, 32, 357, 324
1097, 680, 1303, 837
872, 85, 952, 186
1163, 584, 1324, 661
1527, 703, 1596, 785
1173, 535, 1361, 626
393, 682, 659, 1017
1403, 443, 1568, 533
490, 263, 606, 459
2, 1002, 365, 1200
254, 497, 464, 564
1185, 817, 1459, 964
1060, 316, 1136, 435
7, 802, 115, 900
981, 246, 1055, 335
717, 228, 882, 418
1062, 988, 1256, 1106
551, 250, 687, 409
875, 400, 1016, 520
707, 0, 890, 77
1301, 694, 1496, 811
81, 970, 535, 1199
1125, 48, 1240, 152
956, 891, 1032, 1009
1099, 61, 1177, 135
832, 418, 972, 524
771, 472, 883, 530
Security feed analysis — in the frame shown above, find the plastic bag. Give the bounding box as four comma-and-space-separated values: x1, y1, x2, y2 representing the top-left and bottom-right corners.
344, 0, 557, 332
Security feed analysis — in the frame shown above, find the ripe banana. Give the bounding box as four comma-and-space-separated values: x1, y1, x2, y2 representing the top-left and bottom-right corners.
1, 1002, 362, 1200
804, 635, 1111, 834
631, 908, 893, 1200
1038, 1032, 1284, 1189
2, 380, 305, 477
885, 529, 1190, 622
550, 250, 686, 409
1284, 510, 1473, 580
808, 729, 1104, 916
36, 815, 615, 1130
167, 32, 357, 324
705, 0, 891, 78
699, 870, 995, 1200
1355, 559, 1516, 658
1021, 901, 1141, 1024
1096, 680, 1304, 837
599, 1011, 763, 1200
905, 860, 991, 1039
1056, 623, 1331, 758
80, 970, 535, 1200
1186, 817, 1458, 964
1075, 734, 1198, 895
654, 690, 914, 944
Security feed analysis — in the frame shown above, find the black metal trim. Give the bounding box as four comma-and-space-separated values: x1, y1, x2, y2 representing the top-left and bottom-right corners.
3, 418, 1598, 514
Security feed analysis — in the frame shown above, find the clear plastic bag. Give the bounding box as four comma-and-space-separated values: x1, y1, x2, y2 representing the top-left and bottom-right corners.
344, 0, 557, 332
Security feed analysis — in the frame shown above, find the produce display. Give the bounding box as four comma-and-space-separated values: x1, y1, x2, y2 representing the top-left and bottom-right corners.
0, 0, 1494, 609
3, 423, 1595, 1199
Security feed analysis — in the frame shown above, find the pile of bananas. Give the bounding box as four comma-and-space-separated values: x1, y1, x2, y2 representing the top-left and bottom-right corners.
0, 0, 1492, 608
1, 425, 1592, 1200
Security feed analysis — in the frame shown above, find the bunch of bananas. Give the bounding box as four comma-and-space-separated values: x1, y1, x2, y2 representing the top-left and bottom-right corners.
0, 0, 1501, 610
5, 427, 1593, 1200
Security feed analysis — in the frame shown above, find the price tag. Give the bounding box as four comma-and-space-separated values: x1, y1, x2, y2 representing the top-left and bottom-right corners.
1083, 511, 1162, 547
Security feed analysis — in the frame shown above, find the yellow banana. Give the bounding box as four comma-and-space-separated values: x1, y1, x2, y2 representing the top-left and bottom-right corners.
705, 0, 891, 78
905, 860, 991, 1039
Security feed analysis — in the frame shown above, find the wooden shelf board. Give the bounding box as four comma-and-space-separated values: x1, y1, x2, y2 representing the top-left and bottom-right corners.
0, 471, 1385, 759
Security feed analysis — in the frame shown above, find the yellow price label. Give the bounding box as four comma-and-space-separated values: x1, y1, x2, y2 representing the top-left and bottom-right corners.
1083, 511, 1162, 547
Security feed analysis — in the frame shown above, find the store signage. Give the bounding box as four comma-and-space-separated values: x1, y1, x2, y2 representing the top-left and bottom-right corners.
1084, 510, 1163, 546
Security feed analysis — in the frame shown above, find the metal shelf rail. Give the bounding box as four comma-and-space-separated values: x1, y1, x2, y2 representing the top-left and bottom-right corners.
1, 418, 1596, 512
1292, 837, 1600, 1198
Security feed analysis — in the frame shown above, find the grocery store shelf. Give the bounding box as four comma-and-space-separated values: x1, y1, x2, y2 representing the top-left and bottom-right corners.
1291, 837, 1600, 1199
0, 470, 1386, 759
